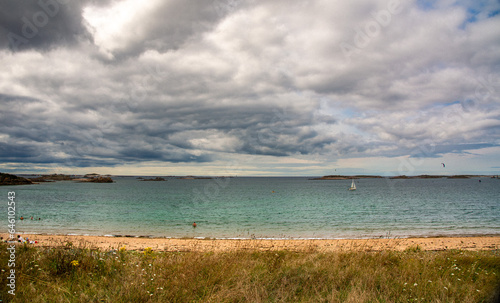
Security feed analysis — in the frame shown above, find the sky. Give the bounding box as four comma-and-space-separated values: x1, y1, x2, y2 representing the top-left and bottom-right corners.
0, 0, 499, 176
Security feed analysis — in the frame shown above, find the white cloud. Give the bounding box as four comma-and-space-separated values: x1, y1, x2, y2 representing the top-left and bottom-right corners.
1, 0, 499, 175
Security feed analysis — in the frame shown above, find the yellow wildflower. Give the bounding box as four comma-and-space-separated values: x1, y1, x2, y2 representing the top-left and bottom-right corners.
144, 247, 153, 256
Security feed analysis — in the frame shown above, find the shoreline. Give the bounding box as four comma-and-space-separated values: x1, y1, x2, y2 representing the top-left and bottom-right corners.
3, 233, 499, 252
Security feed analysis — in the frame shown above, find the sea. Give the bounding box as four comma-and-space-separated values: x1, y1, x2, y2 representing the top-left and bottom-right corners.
2, 176, 499, 239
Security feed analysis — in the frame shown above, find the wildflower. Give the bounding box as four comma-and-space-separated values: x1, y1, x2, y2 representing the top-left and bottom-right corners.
70, 260, 79, 267
144, 247, 153, 256
120, 246, 126, 252
414, 283, 418, 286
444, 287, 448, 290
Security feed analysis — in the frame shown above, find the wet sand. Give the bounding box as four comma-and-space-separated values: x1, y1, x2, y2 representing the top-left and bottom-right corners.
3, 233, 499, 252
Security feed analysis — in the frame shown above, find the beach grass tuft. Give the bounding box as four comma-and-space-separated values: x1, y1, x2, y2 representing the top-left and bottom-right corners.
0, 241, 499, 302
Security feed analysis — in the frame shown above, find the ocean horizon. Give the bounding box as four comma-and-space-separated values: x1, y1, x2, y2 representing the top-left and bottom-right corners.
3, 176, 499, 240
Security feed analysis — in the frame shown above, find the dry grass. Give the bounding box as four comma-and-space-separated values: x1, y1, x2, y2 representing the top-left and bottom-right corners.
0, 241, 499, 302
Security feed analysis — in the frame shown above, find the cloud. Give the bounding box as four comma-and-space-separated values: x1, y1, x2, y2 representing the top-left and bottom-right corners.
0, 0, 95, 51
83, 0, 235, 60
1, 0, 500, 175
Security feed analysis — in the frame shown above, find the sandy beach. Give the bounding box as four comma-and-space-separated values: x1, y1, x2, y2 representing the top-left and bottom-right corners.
3, 233, 499, 252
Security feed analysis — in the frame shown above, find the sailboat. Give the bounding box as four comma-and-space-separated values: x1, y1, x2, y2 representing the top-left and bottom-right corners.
348, 179, 356, 191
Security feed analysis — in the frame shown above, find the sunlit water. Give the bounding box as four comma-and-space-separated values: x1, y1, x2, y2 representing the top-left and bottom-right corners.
2, 177, 499, 239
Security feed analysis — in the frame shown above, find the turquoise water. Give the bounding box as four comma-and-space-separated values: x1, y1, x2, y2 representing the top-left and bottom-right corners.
2, 177, 499, 239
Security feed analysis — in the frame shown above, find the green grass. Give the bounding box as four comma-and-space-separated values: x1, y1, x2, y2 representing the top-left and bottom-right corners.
0, 241, 499, 302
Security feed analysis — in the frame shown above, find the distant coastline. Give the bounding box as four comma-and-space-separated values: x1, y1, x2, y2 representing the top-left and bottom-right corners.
311, 174, 499, 180
0, 172, 113, 185
2, 172, 499, 186
310, 175, 384, 180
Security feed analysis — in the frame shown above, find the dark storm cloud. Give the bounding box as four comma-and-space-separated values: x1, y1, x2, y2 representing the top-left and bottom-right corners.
1, 0, 500, 174
0, 93, 211, 166
0, 0, 94, 51
0, 87, 337, 167
0, 142, 39, 159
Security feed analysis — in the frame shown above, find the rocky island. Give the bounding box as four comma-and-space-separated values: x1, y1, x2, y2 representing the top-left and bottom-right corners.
389, 175, 445, 179
75, 175, 114, 183
29, 174, 77, 182
0, 172, 33, 185
390, 175, 493, 179
140, 177, 166, 181
85, 176, 114, 183
310, 175, 384, 180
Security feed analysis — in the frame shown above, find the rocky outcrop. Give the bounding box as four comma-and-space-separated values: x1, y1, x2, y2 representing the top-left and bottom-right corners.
30, 174, 76, 181
0, 173, 33, 185
311, 175, 384, 180
141, 177, 166, 181
447, 175, 471, 179
84, 173, 100, 178
85, 176, 114, 183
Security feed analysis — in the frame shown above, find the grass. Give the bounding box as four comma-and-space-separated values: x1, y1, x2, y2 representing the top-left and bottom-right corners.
0, 241, 499, 302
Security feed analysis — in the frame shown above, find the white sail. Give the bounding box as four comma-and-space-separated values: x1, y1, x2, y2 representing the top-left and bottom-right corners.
349, 179, 356, 191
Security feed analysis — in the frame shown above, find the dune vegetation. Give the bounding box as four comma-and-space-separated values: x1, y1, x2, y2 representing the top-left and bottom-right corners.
1, 241, 499, 302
